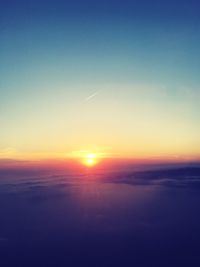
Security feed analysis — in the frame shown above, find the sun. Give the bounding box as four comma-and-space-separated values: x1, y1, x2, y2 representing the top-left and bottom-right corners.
82, 153, 98, 167
84, 158, 96, 166
69, 149, 107, 167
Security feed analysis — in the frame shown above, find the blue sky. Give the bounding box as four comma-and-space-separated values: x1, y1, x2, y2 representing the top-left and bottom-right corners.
0, 0, 200, 160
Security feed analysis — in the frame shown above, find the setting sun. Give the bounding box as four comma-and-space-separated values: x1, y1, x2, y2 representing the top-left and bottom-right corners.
83, 153, 98, 167
69, 149, 108, 167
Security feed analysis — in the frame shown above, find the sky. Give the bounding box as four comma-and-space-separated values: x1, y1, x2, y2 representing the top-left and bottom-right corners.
0, 0, 200, 161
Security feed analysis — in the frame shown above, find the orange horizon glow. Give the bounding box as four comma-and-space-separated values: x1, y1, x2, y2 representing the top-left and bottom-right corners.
0, 153, 200, 171
0, 148, 200, 167
0, 149, 200, 162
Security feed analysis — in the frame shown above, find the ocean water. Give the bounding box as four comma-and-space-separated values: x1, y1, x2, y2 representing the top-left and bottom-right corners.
0, 165, 200, 266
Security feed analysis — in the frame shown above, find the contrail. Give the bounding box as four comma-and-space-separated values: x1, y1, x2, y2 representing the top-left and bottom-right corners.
84, 91, 99, 102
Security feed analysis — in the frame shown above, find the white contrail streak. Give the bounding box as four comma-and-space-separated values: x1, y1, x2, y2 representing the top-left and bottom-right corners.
84, 91, 99, 102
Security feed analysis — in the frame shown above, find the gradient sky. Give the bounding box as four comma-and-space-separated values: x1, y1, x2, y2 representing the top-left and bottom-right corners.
0, 0, 200, 160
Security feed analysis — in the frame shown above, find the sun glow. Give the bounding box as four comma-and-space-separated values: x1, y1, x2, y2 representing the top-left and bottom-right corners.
83, 153, 98, 167
69, 149, 109, 167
